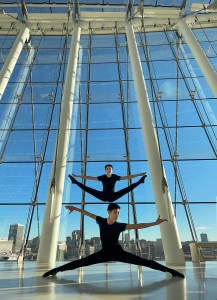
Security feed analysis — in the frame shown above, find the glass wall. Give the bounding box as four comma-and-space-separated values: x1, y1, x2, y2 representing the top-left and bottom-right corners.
1, 26, 217, 262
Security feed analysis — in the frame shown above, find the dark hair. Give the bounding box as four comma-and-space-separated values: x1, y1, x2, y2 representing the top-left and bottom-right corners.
107, 203, 120, 211
105, 164, 113, 170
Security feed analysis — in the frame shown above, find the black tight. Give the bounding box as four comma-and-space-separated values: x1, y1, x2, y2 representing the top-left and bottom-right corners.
72, 177, 144, 202
57, 248, 168, 273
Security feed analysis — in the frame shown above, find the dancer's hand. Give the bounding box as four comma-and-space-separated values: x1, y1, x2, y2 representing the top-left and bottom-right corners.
138, 172, 147, 176
65, 205, 76, 214
155, 215, 167, 224
72, 173, 79, 177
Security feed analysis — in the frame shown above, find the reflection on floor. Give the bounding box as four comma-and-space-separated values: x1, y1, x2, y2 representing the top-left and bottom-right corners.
0, 261, 217, 300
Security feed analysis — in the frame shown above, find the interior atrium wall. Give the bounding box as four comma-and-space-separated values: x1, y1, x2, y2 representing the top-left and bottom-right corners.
0, 27, 217, 261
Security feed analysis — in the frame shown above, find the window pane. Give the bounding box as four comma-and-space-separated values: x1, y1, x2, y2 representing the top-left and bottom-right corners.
90, 63, 119, 81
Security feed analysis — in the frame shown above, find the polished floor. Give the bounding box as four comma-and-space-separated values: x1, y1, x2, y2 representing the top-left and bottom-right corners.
0, 260, 217, 300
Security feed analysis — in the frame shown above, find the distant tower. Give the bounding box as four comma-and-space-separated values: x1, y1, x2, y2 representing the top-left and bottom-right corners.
200, 233, 208, 242
72, 230, 81, 241
8, 224, 24, 252
124, 233, 131, 244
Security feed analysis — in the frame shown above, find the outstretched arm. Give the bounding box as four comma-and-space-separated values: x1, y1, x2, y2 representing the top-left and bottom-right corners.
125, 215, 167, 230
71, 173, 98, 181
120, 172, 146, 180
65, 205, 96, 220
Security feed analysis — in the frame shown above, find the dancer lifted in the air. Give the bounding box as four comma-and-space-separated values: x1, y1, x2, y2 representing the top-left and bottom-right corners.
68, 164, 147, 203
43, 203, 185, 279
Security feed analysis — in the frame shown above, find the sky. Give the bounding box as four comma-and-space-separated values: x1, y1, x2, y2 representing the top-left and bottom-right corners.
0, 1, 217, 251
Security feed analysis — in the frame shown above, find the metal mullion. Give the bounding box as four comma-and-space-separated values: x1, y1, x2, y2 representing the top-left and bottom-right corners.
152, 83, 188, 202
157, 91, 199, 241
39, 30, 68, 173
0, 54, 34, 158
157, 35, 206, 171
174, 43, 180, 217
114, 28, 141, 256
17, 35, 45, 259
8, 124, 217, 129
139, 29, 198, 242
21, 29, 68, 260
165, 32, 217, 157
0, 32, 43, 158
0, 23, 13, 51
3, 157, 217, 163
175, 32, 217, 142
0, 3, 129, 9
20, 73, 38, 260
195, 98, 217, 142
158, 32, 206, 241
150, 81, 193, 238
20, 33, 67, 258
79, 27, 91, 258
1, 201, 217, 205
195, 18, 217, 56
29, 62, 41, 242
0, 33, 42, 161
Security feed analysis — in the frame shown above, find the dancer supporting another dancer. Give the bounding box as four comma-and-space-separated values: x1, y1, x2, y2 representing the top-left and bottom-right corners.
68, 164, 147, 202
43, 203, 185, 279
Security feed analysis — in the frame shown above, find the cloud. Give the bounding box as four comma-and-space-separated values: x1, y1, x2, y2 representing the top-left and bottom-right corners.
196, 227, 210, 230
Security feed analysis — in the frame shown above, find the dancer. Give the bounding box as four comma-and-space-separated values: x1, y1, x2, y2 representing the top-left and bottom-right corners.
43, 203, 185, 279
68, 164, 147, 202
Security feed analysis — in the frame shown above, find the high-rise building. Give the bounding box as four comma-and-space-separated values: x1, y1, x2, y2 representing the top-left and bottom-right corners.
72, 230, 81, 241
31, 236, 40, 253
8, 224, 24, 252
66, 236, 73, 247
124, 233, 131, 244
0, 239, 13, 253
56, 242, 67, 261
200, 233, 208, 242
91, 237, 100, 246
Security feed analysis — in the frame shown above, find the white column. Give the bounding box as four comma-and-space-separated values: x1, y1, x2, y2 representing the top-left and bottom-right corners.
58, 48, 83, 243
125, 20, 185, 265
177, 18, 217, 98
37, 22, 81, 264
0, 25, 30, 100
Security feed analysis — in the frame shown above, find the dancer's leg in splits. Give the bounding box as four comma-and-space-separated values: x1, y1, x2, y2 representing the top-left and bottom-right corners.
43, 247, 179, 276
68, 164, 147, 202
43, 204, 185, 279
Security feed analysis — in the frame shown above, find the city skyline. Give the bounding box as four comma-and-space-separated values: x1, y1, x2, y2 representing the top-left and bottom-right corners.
2, 225, 217, 263
1, 199, 217, 242
1, 177, 217, 244
0, 220, 215, 251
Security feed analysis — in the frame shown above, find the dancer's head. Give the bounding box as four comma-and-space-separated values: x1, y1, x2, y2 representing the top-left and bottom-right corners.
105, 164, 113, 176
107, 203, 120, 221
